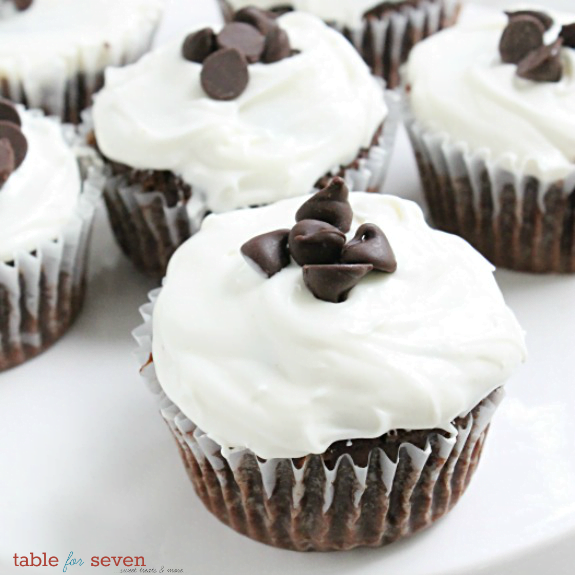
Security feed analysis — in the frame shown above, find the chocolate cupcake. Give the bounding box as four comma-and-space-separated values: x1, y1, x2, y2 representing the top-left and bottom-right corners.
0, 0, 165, 123
219, 0, 461, 88
92, 10, 399, 279
0, 100, 102, 371
405, 7, 575, 273
134, 183, 526, 551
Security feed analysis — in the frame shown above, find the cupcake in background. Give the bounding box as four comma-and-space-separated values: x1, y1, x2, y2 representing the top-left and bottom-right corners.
92, 9, 399, 279
135, 181, 526, 551
219, 1, 462, 88
0, 0, 166, 123
405, 7, 575, 273
0, 99, 103, 371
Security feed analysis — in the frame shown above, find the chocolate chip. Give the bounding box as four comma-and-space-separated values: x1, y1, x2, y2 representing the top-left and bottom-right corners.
499, 15, 545, 64
0, 138, 15, 185
217, 22, 266, 64
341, 224, 397, 272
0, 121, 27, 168
517, 38, 563, 83
262, 24, 292, 64
289, 220, 346, 266
241, 229, 290, 278
0, 98, 21, 127
201, 48, 249, 101
560, 23, 575, 49
268, 5, 294, 17
296, 178, 353, 233
182, 28, 216, 64
234, 7, 275, 35
13, 0, 33, 10
505, 10, 554, 31
303, 264, 373, 303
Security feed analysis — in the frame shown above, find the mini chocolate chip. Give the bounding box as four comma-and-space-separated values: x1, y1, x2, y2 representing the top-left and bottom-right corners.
303, 264, 373, 303
0, 98, 21, 127
182, 28, 216, 63
517, 38, 563, 83
241, 229, 290, 278
0, 138, 15, 185
296, 177, 353, 233
262, 24, 292, 64
505, 10, 554, 31
560, 23, 575, 49
200, 48, 249, 101
341, 224, 397, 272
289, 220, 346, 266
234, 7, 275, 35
217, 22, 266, 63
499, 15, 545, 64
0, 121, 27, 168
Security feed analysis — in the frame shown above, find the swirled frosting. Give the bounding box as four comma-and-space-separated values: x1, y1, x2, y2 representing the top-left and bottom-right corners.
225, 0, 418, 28
406, 7, 575, 182
0, 107, 81, 262
152, 193, 526, 460
92, 12, 387, 213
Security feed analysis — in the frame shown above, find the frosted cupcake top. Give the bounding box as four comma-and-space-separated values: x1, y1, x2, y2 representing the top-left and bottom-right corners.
224, 0, 438, 28
0, 0, 164, 80
0, 104, 81, 262
152, 190, 526, 460
92, 12, 387, 213
406, 6, 575, 182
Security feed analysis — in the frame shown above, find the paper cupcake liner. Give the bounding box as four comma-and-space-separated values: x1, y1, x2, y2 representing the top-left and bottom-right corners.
134, 288, 503, 551
0, 13, 163, 124
405, 113, 575, 274
99, 90, 400, 280
219, 0, 461, 88
0, 117, 104, 371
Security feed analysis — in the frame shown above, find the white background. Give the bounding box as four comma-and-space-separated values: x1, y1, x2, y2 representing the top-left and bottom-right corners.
1, 1, 575, 574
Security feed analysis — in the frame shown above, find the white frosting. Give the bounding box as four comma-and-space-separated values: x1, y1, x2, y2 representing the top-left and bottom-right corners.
0, 108, 81, 262
152, 193, 526, 460
0, 0, 165, 103
92, 12, 387, 213
225, 0, 408, 28
406, 7, 575, 182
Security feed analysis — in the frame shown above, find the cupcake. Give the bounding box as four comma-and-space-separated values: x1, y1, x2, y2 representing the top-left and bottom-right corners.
0, 0, 165, 123
405, 7, 575, 273
0, 99, 102, 371
219, 1, 462, 88
135, 180, 526, 551
92, 9, 399, 279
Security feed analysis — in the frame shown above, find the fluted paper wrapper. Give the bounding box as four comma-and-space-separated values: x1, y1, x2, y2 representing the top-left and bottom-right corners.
406, 113, 575, 273
101, 90, 400, 280
134, 288, 502, 551
0, 118, 104, 371
219, 0, 460, 89
0, 12, 163, 124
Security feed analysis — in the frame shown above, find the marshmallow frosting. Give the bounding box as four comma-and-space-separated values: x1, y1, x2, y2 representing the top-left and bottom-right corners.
406, 8, 575, 182
0, 108, 81, 262
225, 0, 415, 28
152, 193, 526, 460
92, 12, 388, 213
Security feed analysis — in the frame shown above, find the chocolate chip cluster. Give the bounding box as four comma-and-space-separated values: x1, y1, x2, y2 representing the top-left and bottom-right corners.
499, 10, 575, 83
0, 98, 28, 187
241, 178, 397, 304
182, 7, 296, 101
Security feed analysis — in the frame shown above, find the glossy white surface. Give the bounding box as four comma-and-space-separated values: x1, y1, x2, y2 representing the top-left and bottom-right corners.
0, 1, 574, 574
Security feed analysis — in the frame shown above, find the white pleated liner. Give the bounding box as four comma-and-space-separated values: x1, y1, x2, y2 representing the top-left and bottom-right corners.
134, 287, 502, 549
0, 115, 104, 369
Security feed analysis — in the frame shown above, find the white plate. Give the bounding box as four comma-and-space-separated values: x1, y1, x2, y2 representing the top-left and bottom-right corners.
1, 1, 575, 574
